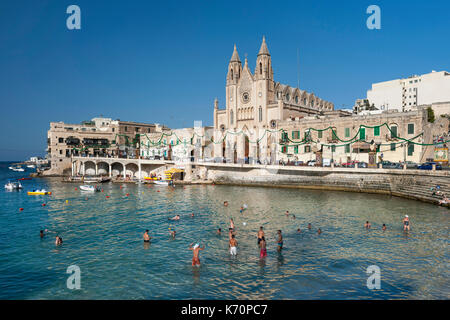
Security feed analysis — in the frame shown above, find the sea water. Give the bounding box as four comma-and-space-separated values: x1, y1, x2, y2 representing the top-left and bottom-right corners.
0, 161, 448, 299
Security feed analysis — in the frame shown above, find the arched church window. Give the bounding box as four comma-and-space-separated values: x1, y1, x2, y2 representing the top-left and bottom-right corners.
286, 93, 290, 101
259, 107, 262, 122
295, 96, 299, 103
230, 110, 234, 125
260, 62, 262, 74
231, 69, 234, 80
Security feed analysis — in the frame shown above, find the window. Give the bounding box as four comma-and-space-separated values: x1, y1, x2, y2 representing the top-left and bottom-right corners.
374, 126, 380, 136
231, 69, 233, 80
259, 62, 262, 74
390, 143, 396, 151
292, 131, 300, 139
391, 126, 397, 138
345, 128, 350, 138
58, 138, 64, 143
281, 146, 287, 153
345, 144, 350, 153
124, 126, 128, 132
135, 127, 140, 132
230, 110, 234, 124
359, 128, 365, 140
281, 132, 289, 142
331, 145, 336, 152
408, 123, 414, 134
294, 146, 298, 154
331, 130, 338, 140
408, 143, 414, 156
259, 107, 262, 122
318, 131, 323, 139
285, 93, 290, 101
304, 145, 311, 153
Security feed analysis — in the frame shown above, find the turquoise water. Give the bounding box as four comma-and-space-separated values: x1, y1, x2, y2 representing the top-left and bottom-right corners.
0, 161, 449, 299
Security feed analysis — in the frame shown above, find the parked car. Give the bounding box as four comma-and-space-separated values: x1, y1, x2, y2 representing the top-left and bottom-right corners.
322, 159, 332, 167
342, 161, 356, 168
307, 160, 316, 166
417, 162, 442, 170
378, 161, 402, 169
356, 162, 368, 168
402, 161, 418, 169
154, 155, 161, 160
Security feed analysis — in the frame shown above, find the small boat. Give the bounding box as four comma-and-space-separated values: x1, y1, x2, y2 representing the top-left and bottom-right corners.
79, 185, 99, 192
4, 181, 23, 190
27, 165, 35, 168
10, 166, 25, 172
28, 189, 52, 195
18, 177, 32, 181
153, 180, 173, 186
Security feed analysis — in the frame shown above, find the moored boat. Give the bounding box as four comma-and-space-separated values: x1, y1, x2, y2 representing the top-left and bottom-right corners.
4, 181, 23, 190
79, 185, 100, 192
28, 189, 51, 195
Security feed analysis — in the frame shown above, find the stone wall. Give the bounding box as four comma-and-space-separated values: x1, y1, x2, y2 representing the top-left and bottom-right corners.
200, 163, 450, 206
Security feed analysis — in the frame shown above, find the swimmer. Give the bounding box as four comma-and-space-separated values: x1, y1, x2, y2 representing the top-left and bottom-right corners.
143, 230, 152, 242
40, 230, 45, 238
292, 214, 296, 219
382, 224, 387, 231
189, 243, 205, 266
224, 201, 229, 207
191, 213, 195, 218
276, 230, 283, 252
308, 223, 312, 230
55, 236, 63, 245
297, 228, 301, 233
285, 210, 289, 217
259, 236, 267, 258
403, 215, 410, 231
317, 228, 322, 235
257, 226, 265, 245
364, 221, 371, 229
169, 215, 180, 221
229, 235, 238, 256
169, 229, 176, 239
217, 228, 222, 235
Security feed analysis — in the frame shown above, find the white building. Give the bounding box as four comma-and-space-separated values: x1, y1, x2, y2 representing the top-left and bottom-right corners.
366, 70, 450, 112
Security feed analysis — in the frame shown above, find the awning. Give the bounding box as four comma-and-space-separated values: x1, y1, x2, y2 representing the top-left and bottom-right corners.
352, 142, 371, 150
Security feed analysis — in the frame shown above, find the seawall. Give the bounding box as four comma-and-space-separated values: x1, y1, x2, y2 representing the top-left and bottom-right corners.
195, 163, 450, 206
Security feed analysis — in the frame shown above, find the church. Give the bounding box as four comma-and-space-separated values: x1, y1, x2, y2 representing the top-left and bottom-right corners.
213, 36, 334, 164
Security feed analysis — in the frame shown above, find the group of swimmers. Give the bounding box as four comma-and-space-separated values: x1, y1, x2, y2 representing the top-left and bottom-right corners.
363, 215, 411, 231
40, 229, 63, 245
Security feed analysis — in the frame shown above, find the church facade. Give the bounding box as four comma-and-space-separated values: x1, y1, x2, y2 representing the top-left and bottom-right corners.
213, 37, 334, 164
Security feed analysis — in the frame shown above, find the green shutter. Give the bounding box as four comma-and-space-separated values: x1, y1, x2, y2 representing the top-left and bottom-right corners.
318, 131, 323, 138
374, 126, 380, 136
390, 143, 396, 151
332, 130, 338, 140
359, 128, 366, 140
345, 144, 350, 153
345, 128, 350, 138
294, 146, 298, 154
408, 143, 414, 156
391, 126, 397, 138
331, 145, 336, 152
408, 124, 414, 134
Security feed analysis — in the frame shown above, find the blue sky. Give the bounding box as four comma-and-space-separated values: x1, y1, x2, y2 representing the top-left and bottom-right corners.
0, 0, 449, 161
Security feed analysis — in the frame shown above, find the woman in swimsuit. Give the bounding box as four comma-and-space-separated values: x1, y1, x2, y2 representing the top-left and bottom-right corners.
259, 237, 267, 258
276, 230, 283, 252
403, 215, 410, 231
143, 230, 151, 242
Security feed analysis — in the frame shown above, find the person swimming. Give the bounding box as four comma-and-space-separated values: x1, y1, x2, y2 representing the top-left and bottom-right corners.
189, 243, 205, 266
257, 226, 265, 245
276, 230, 283, 252
55, 236, 63, 245
169, 229, 176, 239
259, 236, 267, 258
364, 221, 371, 229
297, 228, 301, 233
143, 230, 151, 242
403, 215, 410, 231
224, 201, 229, 207
308, 223, 312, 230
229, 235, 238, 256
382, 224, 387, 231
169, 215, 180, 221
217, 228, 222, 235
285, 210, 289, 217
317, 228, 322, 235
40, 230, 45, 238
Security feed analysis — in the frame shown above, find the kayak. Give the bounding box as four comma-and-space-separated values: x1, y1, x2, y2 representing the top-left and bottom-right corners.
28, 190, 52, 195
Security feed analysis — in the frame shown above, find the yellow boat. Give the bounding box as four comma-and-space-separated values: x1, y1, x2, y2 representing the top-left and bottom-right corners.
28, 190, 52, 195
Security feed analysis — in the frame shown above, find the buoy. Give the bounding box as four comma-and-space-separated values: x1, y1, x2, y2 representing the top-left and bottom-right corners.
106, 196, 110, 199
126, 193, 129, 197
65, 200, 69, 204
75, 188, 77, 191
42, 203, 46, 207
19, 208, 24, 211
157, 190, 160, 192
142, 192, 144, 194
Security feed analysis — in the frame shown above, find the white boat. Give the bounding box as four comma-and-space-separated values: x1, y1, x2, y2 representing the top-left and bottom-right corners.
27, 165, 35, 169
79, 185, 99, 192
4, 181, 23, 190
153, 180, 173, 186
11, 167, 24, 172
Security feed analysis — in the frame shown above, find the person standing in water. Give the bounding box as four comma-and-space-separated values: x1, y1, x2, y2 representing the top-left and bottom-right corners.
276, 230, 283, 252
403, 215, 410, 231
189, 243, 205, 266
40, 230, 45, 238
259, 237, 267, 258
257, 226, 265, 245
382, 224, 387, 231
230, 218, 235, 230
55, 236, 63, 245
308, 223, 312, 230
143, 230, 151, 242
229, 235, 238, 256
364, 221, 371, 229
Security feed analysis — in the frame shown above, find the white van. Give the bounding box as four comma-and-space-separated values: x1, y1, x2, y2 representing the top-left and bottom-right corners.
323, 159, 332, 167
